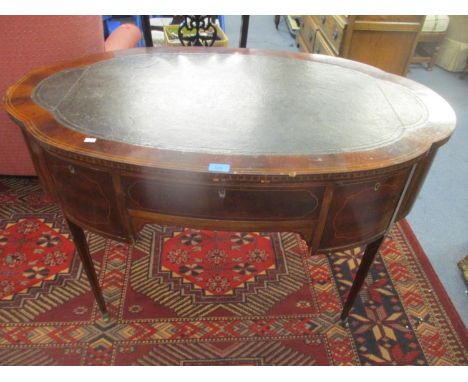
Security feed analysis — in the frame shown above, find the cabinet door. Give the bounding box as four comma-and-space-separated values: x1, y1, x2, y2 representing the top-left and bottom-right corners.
345, 16, 424, 75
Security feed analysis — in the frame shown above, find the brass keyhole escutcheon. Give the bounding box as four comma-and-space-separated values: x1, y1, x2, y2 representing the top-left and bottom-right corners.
68, 165, 76, 174
374, 182, 381, 191
218, 188, 226, 199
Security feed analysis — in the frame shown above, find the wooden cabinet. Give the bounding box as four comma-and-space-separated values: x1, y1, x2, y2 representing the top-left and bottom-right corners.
297, 15, 425, 76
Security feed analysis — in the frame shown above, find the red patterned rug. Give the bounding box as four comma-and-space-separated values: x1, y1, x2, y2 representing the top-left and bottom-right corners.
0, 176, 466, 365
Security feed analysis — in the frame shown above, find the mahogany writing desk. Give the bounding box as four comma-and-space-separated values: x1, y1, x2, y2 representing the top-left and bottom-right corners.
5, 48, 456, 323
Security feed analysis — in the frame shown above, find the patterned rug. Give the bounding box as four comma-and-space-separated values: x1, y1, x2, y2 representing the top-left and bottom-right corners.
0, 176, 466, 365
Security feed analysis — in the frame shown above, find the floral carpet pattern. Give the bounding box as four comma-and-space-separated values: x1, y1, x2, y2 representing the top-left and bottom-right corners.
0, 176, 466, 365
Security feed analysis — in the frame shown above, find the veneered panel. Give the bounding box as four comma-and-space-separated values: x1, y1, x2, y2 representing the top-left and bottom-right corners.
123, 177, 325, 221
347, 31, 419, 75
320, 169, 409, 248
45, 153, 126, 238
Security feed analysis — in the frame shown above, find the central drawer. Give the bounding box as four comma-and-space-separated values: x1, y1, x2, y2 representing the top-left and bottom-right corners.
122, 177, 325, 221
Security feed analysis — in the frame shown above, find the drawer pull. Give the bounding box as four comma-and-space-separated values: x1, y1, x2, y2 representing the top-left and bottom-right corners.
333, 29, 339, 40
374, 182, 381, 191
218, 188, 226, 199
68, 165, 75, 174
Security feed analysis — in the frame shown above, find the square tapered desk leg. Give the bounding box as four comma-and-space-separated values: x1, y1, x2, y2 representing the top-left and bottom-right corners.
340, 235, 385, 324
66, 218, 109, 321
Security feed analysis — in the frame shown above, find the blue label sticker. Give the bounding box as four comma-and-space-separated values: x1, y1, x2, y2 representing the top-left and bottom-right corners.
208, 163, 231, 173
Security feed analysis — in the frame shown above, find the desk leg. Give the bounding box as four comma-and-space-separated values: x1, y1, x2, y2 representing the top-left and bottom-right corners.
66, 218, 109, 321
274, 15, 281, 29
340, 235, 384, 324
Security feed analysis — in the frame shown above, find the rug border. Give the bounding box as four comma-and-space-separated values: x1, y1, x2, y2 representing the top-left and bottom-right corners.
398, 219, 468, 349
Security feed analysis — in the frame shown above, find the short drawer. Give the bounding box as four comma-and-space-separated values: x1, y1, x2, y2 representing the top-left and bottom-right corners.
320, 169, 410, 249
312, 30, 337, 56
44, 153, 126, 238
122, 177, 325, 221
311, 16, 346, 55
300, 16, 318, 52
322, 16, 346, 54
312, 15, 329, 30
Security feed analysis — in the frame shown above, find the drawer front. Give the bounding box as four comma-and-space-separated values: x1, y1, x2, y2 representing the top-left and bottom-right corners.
296, 32, 309, 53
45, 154, 126, 238
312, 30, 337, 56
122, 177, 325, 221
312, 15, 329, 30
322, 16, 346, 54
320, 169, 409, 249
312, 16, 346, 55
300, 16, 318, 52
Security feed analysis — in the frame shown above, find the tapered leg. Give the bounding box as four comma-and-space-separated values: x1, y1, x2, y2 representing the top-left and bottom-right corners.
66, 218, 109, 320
274, 15, 281, 29
239, 15, 250, 48
340, 236, 385, 323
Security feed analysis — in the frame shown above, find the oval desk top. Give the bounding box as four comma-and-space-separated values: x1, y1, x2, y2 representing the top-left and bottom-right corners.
5, 47, 456, 175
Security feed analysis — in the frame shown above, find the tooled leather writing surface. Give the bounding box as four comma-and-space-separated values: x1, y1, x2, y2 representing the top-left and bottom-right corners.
32, 52, 428, 156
